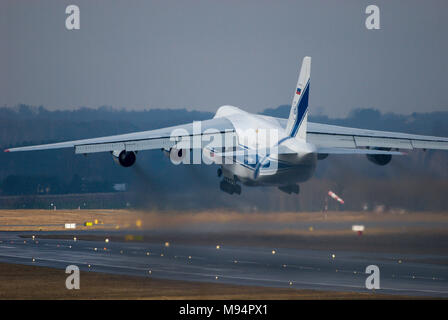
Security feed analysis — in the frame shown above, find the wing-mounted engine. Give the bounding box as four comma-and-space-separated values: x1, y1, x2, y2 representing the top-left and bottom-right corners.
366, 148, 392, 166
317, 153, 328, 160
112, 150, 136, 167
162, 148, 188, 165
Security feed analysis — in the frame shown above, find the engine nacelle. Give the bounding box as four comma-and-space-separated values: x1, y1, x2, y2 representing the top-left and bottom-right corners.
317, 153, 328, 160
366, 153, 392, 166
162, 148, 188, 164
112, 150, 136, 167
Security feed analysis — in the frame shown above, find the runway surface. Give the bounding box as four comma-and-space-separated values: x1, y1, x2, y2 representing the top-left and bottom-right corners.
0, 230, 447, 298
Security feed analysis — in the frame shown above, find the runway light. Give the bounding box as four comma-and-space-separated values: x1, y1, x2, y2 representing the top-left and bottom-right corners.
398, 260, 402, 264
94, 247, 97, 251
160, 253, 164, 257
103, 247, 107, 251
69, 245, 72, 248
331, 254, 336, 259
148, 270, 152, 275
32, 235, 35, 240
146, 252, 150, 256
272, 250, 276, 255
136, 219, 142, 228
88, 264, 91, 268
216, 245, 220, 250
120, 250, 123, 254
289, 281, 293, 286
105, 238, 109, 243
32, 258, 35, 262
165, 242, 170, 247
188, 256, 192, 260
234, 260, 238, 264
215, 276, 219, 280
73, 237, 77, 241
282, 264, 287, 268
308, 226, 314, 232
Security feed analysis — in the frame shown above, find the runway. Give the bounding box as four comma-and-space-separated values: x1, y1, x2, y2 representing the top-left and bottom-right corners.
0, 230, 447, 298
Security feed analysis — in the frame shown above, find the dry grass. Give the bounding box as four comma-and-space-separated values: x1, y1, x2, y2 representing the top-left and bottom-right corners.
1, 209, 447, 232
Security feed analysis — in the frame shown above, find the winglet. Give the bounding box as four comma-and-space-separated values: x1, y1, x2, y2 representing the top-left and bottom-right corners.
4, 149, 10, 153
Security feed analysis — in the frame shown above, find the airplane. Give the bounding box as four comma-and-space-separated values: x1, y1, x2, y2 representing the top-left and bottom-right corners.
5, 57, 448, 195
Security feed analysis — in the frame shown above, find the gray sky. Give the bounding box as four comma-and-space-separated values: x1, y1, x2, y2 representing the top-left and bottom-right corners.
1, 0, 447, 117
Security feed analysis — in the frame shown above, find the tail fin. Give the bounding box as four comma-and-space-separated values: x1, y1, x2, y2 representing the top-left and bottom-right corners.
285, 56, 311, 140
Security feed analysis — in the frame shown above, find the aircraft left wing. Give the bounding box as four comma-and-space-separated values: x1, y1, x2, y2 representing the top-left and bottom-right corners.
4, 117, 236, 154
307, 122, 448, 151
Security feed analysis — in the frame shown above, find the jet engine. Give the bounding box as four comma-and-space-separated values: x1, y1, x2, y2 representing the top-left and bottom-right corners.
112, 150, 136, 167
317, 153, 328, 160
366, 150, 392, 166
162, 148, 188, 164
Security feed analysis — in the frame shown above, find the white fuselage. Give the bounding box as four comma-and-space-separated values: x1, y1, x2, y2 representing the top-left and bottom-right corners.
213, 106, 317, 187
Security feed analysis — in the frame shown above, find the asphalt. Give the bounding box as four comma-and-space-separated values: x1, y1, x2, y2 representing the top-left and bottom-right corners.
0, 230, 447, 298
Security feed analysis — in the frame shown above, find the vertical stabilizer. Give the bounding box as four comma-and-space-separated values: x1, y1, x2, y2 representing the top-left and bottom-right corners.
285, 56, 311, 140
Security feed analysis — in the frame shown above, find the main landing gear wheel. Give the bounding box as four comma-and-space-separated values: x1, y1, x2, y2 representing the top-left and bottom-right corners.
219, 180, 241, 195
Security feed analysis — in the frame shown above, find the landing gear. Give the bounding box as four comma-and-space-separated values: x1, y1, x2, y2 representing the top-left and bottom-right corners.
278, 184, 300, 195
219, 179, 241, 195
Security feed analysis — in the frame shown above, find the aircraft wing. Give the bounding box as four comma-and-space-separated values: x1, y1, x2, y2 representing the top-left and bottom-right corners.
4, 117, 236, 154
306, 122, 448, 151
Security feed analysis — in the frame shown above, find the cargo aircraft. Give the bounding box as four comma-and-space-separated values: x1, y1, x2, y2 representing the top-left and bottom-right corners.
5, 57, 448, 195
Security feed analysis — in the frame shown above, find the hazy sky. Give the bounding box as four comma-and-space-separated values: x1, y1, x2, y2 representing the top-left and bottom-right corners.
1, 0, 447, 117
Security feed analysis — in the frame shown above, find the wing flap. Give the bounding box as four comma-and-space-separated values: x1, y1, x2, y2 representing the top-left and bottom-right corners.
317, 147, 404, 155
354, 136, 413, 149
74, 137, 177, 154
411, 140, 448, 150
307, 133, 356, 148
